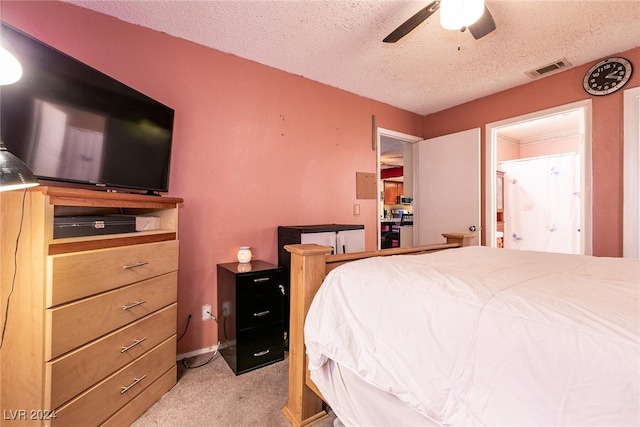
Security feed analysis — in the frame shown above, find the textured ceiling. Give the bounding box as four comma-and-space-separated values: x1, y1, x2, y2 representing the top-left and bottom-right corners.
63, 0, 640, 117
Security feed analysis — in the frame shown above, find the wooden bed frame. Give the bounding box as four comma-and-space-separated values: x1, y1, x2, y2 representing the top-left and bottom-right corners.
280, 233, 474, 427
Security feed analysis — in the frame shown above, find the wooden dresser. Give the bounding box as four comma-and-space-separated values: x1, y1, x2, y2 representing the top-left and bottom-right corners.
0, 186, 182, 426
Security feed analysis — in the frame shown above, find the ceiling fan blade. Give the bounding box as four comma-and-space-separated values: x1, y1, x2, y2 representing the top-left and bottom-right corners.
468, 5, 496, 39
383, 1, 440, 43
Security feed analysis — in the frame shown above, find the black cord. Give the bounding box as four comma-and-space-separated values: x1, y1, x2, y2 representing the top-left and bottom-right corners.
182, 312, 219, 369
177, 314, 191, 342
0, 189, 27, 351
182, 351, 219, 369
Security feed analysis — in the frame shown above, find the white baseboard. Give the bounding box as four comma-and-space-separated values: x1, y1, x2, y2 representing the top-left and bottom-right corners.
177, 343, 219, 361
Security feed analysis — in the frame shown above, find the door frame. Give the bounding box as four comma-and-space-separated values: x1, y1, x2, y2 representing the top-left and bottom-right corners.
377, 128, 422, 249
623, 86, 640, 258
485, 100, 592, 255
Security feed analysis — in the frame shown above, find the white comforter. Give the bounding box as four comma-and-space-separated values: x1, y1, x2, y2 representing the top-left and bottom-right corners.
304, 246, 640, 426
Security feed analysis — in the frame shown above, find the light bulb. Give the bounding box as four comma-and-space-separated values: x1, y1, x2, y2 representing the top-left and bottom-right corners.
440, 0, 484, 30
0, 45, 23, 85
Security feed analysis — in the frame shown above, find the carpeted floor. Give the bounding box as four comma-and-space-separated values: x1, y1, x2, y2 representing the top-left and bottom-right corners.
131, 352, 336, 427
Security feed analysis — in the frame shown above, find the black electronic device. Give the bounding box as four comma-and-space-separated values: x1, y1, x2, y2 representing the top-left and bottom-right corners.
53, 215, 137, 238
0, 23, 174, 194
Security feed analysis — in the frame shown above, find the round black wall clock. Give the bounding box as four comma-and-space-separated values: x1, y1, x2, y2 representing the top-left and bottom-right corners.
583, 57, 633, 96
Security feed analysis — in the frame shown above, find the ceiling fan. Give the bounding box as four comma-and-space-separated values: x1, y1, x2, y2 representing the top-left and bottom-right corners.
383, 0, 496, 43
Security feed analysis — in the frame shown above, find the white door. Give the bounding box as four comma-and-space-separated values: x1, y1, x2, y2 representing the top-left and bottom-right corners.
623, 87, 640, 258
415, 128, 480, 245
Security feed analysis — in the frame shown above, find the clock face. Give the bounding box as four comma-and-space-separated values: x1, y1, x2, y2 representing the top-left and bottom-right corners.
583, 57, 633, 96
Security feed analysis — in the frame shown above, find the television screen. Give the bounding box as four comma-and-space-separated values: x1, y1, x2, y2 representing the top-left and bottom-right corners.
0, 23, 174, 194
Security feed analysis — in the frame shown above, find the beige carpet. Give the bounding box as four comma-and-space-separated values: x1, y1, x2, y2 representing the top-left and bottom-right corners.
131, 352, 336, 427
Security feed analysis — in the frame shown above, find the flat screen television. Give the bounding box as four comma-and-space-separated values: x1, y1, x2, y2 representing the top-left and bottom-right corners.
0, 23, 174, 194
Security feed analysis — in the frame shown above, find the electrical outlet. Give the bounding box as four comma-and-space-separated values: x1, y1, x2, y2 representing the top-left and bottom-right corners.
353, 203, 360, 216
202, 304, 212, 321
222, 301, 231, 317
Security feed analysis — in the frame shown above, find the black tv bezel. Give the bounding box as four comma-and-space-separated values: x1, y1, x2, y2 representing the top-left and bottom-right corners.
0, 22, 175, 195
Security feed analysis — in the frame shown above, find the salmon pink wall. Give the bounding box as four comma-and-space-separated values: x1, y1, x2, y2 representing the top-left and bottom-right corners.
1, 1, 423, 354
497, 137, 520, 163
497, 135, 580, 162
519, 136, 580, 159
423, 47, 640, 257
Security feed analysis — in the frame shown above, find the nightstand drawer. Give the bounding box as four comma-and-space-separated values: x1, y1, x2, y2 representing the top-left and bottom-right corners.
235, 323, 284, 374
237, 273, 284, 330
47, 304, 176, 409
52, 337, 175, 427
46, 272, 177, 359
47, 240, 179, 307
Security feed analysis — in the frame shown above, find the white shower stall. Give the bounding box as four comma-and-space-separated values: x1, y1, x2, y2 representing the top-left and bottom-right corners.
500, 152, 581, 254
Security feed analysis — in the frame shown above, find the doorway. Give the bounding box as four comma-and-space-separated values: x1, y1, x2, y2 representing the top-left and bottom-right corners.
486, 100, 592, 255
377, 128, 422, 249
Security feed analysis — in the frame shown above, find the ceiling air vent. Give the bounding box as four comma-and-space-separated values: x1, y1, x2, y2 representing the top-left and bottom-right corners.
525, 58, 572, 79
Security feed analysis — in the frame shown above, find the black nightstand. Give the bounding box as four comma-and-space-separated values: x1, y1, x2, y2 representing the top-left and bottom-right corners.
217, 260, 285, 375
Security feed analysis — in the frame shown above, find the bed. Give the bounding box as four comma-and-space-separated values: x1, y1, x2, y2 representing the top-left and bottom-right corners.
280, 234, 639, 427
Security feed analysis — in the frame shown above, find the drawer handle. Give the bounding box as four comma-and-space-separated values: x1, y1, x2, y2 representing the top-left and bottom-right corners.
123, 261, 149, 270
120, 375, 147, 394
253, 310, 270, 317
253, 277, 270, 283
254, 349, 270, 357
122, 300, 147, 311
121, 337, 148, 353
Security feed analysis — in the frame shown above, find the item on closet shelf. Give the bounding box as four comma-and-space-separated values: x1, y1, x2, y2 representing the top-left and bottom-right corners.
237, 246, 252, 263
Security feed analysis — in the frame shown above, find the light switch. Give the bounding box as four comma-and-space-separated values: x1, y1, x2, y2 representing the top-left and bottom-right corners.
353, 203, 360, 216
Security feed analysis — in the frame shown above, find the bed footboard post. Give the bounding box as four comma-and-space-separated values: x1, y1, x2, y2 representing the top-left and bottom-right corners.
282, 244, 333, 427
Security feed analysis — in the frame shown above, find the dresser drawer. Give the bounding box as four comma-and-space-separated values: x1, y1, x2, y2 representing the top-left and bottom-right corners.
235, 323, 284, 374
46, 272, 177, 359
100, 366, 177, 427
52, 337, 175, 427
237, 271, 284, 330
47, 240, 179, 307
47, 304, 176, 409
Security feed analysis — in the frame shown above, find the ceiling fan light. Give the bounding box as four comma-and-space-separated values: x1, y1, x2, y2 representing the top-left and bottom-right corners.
0, 44, 23, 85
440, 0, 485, 30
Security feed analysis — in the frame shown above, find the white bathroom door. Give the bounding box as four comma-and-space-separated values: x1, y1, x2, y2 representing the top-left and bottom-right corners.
415, 128, 481, 245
